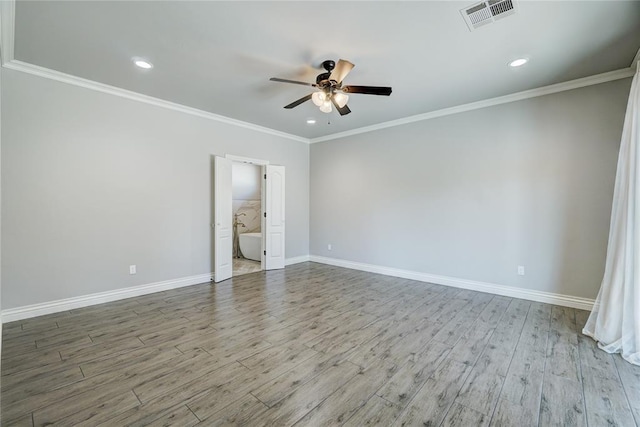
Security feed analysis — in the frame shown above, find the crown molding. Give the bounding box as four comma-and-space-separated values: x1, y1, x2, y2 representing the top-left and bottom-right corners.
2, 56, 633, 145
3, 59, 310, 144
310, 67, 635, 143
0, 0, 15, 64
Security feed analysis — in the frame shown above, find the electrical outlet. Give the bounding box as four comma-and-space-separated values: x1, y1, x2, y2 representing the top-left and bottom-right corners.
517, 265, 525, 276
129, 265, 137, 275
327, 244, 332, 251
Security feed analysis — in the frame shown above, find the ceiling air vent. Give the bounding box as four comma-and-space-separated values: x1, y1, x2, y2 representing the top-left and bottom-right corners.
461, 0, 517, 31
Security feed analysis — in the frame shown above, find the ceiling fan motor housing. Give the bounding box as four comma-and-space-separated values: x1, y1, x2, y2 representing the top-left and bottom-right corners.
316, 59, 337, 86
316, 72, 332, 85
321, 60, 335, 71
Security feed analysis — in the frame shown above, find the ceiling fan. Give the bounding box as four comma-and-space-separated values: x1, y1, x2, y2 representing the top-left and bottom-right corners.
270, 59, 392, 116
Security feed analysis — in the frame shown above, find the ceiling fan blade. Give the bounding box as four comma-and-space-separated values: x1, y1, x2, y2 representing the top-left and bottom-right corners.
331, 97, 351, 116
342, 85, 392, 96
284, 94, 313, 109
329, 59, 355, 84
270, 77, 316, 87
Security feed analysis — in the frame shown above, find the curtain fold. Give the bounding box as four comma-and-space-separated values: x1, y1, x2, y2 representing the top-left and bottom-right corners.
583, 64, 640, 366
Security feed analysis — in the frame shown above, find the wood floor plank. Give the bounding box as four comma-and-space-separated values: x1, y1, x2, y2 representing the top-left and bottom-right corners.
613, 354, 640, 425
79, 345, 183, 378
132, 354, 239, 403
492, 302, 551, 426
347, 290, 458, 368
342, 395, 403, 427
431, 292, 494, 346
186, 345, 333, 422
392, 357, 473, 426
293, 358, 399, 426
2, 348, 62, 376
442, 402, 490, 426
59, 336, 146, 364
2, 348, 206, 423
35, 333, 93, 350
261, 319, 335, 346
32, 390, 140, 426
98, 362, 248, 426
144, 405, 200, 427
243, 360, 361, 426
4, 414, 33, 427
539, 373, 587, 426
578, 334, 636, 426
193, 394, 267, 427
454, 299, 530, 416
449, 296, 511, 366
2, 364, 84, 408
87, 313, 191, 343
237, 341, 317, 371
376, 340, 451, 407
249, 351, 353, 408
491, 398, 538, 427
547, 305, 581, 381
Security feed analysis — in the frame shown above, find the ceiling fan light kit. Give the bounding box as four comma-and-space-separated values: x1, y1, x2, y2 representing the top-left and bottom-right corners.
270, 59, 392, 117
311, 91, 327, 107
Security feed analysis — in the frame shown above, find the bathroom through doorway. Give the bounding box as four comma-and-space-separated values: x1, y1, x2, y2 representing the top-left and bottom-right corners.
231, 161, 262, 277
213, 155, 285, 282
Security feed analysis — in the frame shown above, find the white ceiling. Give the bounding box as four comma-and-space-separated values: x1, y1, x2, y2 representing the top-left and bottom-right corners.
12, 1, 640, 139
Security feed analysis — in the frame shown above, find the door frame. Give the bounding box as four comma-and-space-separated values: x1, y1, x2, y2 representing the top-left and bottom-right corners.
225, 154, 271, 273
225, 154, 269, 166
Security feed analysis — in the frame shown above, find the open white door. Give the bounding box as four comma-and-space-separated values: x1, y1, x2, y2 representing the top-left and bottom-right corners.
264, 165, 285, 270
214, 156, 233, 282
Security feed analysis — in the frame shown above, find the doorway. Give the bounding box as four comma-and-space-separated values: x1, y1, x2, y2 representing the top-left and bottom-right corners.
213, 155, 285, 282
231, 161, 262, 277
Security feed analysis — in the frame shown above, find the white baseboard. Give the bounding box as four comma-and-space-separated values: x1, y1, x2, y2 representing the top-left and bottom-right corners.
2, 255, 311, 323
3, 253, 592, 323
1, 272, 214, 323
285, 255, 310, 266
309, 255, 595, 311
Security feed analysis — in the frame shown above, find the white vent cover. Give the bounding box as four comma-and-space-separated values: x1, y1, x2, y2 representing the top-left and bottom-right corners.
461, 0, 517, 31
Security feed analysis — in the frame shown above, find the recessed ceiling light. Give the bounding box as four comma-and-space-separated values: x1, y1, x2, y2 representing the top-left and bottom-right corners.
509, 58, 528, 68
306, 118, 316, 125
133, 58, 153, 69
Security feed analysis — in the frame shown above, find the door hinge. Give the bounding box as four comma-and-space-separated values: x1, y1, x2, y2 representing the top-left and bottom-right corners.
264, 174, 267, 179
264, 250, 266, 255
264, 212, 267, 218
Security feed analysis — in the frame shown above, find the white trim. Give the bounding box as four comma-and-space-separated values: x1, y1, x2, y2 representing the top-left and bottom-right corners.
310, 67, 635, 143
1, 58, 633, 145
309, 255, 595, 311
0, 256, 310, 322
285, 255, 310, 266
225, 154, 270, 165
1, 272, 214, 323
0, 0, 15, 65
2, 60, 309, 144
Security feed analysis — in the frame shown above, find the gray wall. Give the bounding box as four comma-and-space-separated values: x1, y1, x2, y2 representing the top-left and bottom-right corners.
310, 78, 631, 300
1, 68, 310, 309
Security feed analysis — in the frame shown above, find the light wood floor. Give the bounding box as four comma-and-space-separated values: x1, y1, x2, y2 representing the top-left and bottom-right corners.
233, 258, 262, 277
2, 262, 639, 426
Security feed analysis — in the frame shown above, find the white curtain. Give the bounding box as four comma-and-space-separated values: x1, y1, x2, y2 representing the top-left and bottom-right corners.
583, 64, 640, 366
